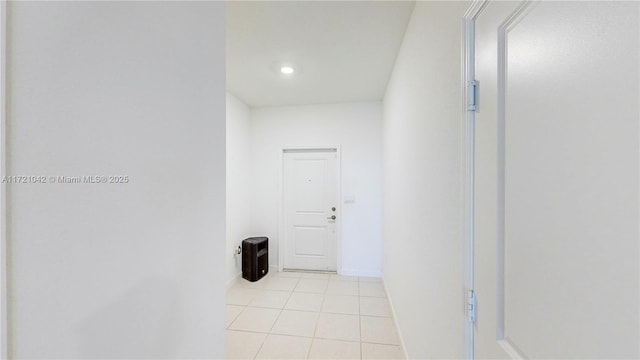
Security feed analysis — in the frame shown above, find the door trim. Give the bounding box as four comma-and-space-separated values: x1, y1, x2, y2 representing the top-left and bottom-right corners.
462, 2, 487, 359
278, 146, 342, 273
463, 1, 534, 359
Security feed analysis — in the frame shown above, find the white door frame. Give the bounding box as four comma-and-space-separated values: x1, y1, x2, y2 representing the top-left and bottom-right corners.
1, 1, 8, 357
278, 146, 341, 273
461, 1, 488, 359
463, 2, 541, 359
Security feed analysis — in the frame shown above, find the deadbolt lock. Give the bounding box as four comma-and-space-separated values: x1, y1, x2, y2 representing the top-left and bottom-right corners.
331, 207, 336, 211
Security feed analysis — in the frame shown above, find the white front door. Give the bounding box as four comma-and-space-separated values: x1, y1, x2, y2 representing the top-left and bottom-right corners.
472, 1, 639, 358
283, 149, 339, 271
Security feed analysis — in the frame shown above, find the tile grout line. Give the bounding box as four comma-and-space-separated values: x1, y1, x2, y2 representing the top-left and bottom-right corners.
225, 281, 256, 330
306, 281, 327, 359
224, 302, 248, 330
358, 277, 363, 360
250, 280, 270, 360
228, 271, 392, 359
252, 276, 300, 359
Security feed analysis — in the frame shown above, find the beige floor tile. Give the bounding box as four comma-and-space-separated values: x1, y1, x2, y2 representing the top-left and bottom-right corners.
359, 282, 386, 297
226, 287, 261, 306
321, 295, 359, 315
326, 280, 359, 296
285, 292, 325, 312
308, 338, 361, 359
256, 334, 313, 359
315, 313, 360, 342
228, 307, 281, 333
262, 276, 299, 291
360, 316, 400, 345
359, 276, 382, 283
234, 276, 267, 289
330, 274, 359, 282
271, 309, 319, 337
295, 278, 329, 294
300, 272, 331, 280
362, 342, 404, 359
225, 330, 267, 359
248, 290, 291, 309
225, 305, 245, 328
359, 297, 392, 317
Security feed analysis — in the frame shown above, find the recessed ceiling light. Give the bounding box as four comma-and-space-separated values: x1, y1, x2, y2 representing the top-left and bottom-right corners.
280, 66, 295, 75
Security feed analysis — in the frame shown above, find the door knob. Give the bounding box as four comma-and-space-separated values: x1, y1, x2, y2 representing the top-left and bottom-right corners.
327, 215, 336, 220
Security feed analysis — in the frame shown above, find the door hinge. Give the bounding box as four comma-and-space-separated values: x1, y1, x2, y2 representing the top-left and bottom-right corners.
467, 80, 478, 111
467, 290, 476, 323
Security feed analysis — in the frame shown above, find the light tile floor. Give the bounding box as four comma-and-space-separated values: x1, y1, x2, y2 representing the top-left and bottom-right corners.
226, 271, 404, 360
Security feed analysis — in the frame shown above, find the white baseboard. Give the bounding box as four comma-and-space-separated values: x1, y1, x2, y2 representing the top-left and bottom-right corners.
339, 268, 381, 277
382, 278, 409, 359
270, 264, 380, 277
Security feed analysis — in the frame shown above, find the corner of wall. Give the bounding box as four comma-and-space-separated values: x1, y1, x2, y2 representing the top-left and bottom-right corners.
226, 92, 253, 286
381, 279, 409, 359
381, 1, 469, 358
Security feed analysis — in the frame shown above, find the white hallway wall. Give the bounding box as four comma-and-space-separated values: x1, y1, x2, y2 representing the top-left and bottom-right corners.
7, 2, 226, 358
226, 93, 253, 284
247, 102, 383, 277
382, 1, 469, 358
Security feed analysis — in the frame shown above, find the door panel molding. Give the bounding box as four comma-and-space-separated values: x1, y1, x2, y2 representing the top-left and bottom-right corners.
482, 1, 639, 358
496, 2, 535, 358
293, 226, 328, 257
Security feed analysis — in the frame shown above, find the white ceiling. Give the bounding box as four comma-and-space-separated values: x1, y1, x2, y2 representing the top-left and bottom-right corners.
226, 1, 415, 107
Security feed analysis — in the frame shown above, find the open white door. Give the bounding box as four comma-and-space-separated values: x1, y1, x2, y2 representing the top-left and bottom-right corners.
283, 149, 339, 271
470, 1, 639, 358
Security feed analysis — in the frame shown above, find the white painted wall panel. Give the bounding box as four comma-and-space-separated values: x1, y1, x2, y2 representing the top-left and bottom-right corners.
7, 2, 226, 357
505, 2, 639, 355
382, 1, 469, 358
